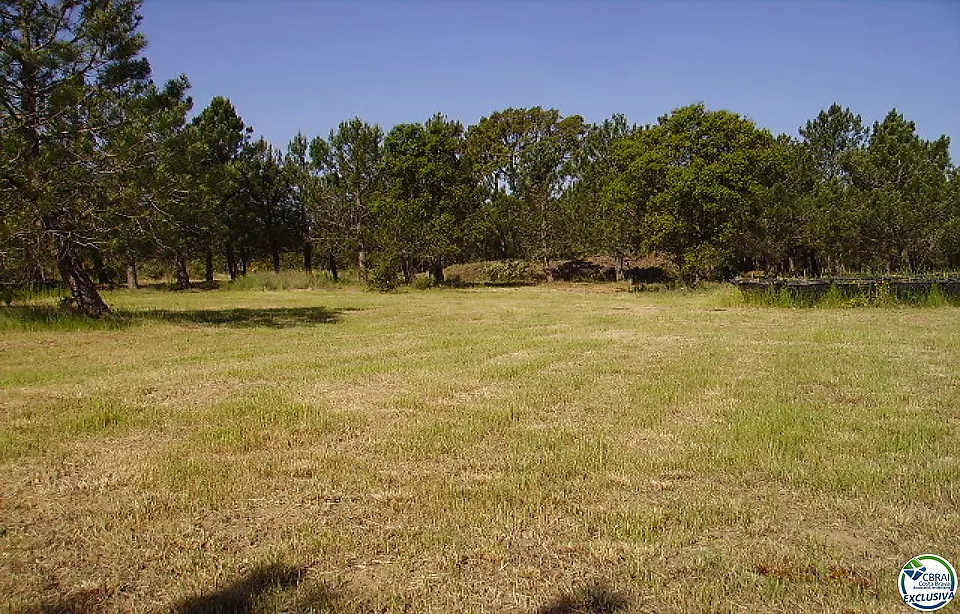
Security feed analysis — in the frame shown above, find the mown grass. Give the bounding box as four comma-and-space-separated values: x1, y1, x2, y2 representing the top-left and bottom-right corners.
0, 283, 957, 613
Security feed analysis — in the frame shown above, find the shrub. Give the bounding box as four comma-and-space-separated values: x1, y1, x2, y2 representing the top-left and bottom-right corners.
484, 260, 541, 284
820, 284, 847, 308
368, 257, 402, 292
412, 275, 435, 290
925, 284, 948, 307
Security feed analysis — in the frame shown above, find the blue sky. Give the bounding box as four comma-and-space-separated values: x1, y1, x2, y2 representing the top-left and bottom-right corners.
140, 0, 960, 159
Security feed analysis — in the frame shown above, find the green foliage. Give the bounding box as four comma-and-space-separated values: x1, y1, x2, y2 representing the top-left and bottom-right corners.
368, 256, 402, 292
610, 104, 783, 280
226, 271, 338, 291
0, 0, 155, 314
820, 284, 846, 308
739, 280, 960, 308
0, 306, 133, 331
925, 283, 947, 307
799, 103, 867, 182
411, 275, 435, 290
3, 7, 957, 298
311, 118, 385, 277
379, 114, 478, 273
483, 260, 542, 284
466, 107, 587, 270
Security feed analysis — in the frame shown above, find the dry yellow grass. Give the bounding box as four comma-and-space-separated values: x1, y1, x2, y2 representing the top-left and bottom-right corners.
1, 283, 958, 613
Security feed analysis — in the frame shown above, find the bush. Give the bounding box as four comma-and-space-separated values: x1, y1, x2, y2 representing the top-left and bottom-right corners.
412, 275, 435, 290
484, 260, 542, 284
368, 257, 402, 292
820, 284, 846, 308
925, 284, 947, 307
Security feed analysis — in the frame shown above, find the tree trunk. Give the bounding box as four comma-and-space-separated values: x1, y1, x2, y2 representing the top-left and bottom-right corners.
57, 244, 110, 316
175, 252, 190, 289
403, 260, 417, 285
204, 249, 215, 283
614, 253, 625, 282
271, 247, 281, 273
126, 258, 139, 290
225, 243, 238, 280
91, 249, 111, 286
240, 249, 249, 276
357, 247, 367, 281
429, 257, 445, 283
329, 252, 339, 282
303, 242, 313, 273
539, 198, 553, 281
355, 198, 367, 281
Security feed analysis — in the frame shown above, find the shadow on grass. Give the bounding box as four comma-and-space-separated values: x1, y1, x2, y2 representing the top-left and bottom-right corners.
172, 564, 336, 614
536, 581, 631, 614
0, 306, 134, 331
14, 565, 336, 614
13, 589, 109, 614
432, 280, 538, 290
139, 306, 343, 328
0, 305, 346, 330
135, 281, 222, 292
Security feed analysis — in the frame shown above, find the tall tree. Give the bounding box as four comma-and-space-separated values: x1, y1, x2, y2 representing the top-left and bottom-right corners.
610, 104, 781, 281
799, 103, 868, 183
315, 118, 384, 280
108, 74, 193, 289
0, 0, 152, 315
858, 110, 952, 270
237, 137, 294, 273
189, 96, 247, 282
564, 114, 634, 278
379, 113, 478, 282
284, 132, 314, 272
467, 107, 587, 277
794, 104, 871, 273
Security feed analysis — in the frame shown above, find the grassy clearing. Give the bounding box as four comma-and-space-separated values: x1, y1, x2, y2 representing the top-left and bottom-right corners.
0, 283, 957, 613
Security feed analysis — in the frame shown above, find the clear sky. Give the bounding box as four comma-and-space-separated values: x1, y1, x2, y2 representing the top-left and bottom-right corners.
139, 0, 960, 159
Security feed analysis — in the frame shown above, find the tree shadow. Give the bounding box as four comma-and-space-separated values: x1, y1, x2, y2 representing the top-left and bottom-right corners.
13, 565, 336, 614
136, 281, 222, 292
536, 580, 631, 614
0, 305, 134, 330
171, 563, 336, 614
1, 306, 346, 330
12, 589, 108, 614
139, 306, 343, 328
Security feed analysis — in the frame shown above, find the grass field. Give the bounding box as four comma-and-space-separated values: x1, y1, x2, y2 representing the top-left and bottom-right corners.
1, 283, 958, 613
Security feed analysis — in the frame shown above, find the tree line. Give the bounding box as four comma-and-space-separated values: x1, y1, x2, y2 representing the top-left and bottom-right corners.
2, 1, 958, 315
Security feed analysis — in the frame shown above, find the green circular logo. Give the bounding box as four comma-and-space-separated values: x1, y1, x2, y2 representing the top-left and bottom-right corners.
899, 554, 957, 611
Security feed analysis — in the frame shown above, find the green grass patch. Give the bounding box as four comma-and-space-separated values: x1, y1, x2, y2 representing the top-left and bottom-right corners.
736, 279, 960, 308
0, 284, 957, 612
226, 270, 343, 291
0, 305, 135, 331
